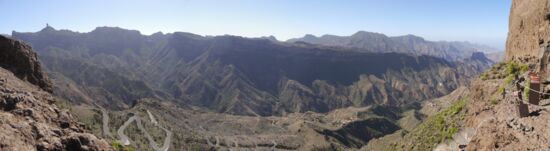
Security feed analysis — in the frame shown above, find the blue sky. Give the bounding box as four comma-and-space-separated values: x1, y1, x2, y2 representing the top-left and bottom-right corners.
0, 0, 511, 49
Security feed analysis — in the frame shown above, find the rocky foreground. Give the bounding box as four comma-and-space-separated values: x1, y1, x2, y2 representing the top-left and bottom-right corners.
0, 35, 111, 151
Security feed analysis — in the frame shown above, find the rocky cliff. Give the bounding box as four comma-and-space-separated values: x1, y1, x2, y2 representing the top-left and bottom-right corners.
506, 0, 550, 61
0, 35, 52, 92
0, 35, 111, 151
387, 0, 550, 150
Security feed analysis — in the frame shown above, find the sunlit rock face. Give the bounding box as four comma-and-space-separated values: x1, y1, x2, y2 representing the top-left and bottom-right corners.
506, 0, 550, 61
0, 35, 112, 151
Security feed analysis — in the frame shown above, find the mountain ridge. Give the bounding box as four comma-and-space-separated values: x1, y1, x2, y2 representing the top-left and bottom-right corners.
288, 31, 502, 61
12, 26, 491, 116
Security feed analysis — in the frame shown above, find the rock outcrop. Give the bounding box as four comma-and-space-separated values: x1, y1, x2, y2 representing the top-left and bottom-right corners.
506, 0, 550, 61
0, 35, 52, 92
0, 36, 112, 151
425, 0, 550, 150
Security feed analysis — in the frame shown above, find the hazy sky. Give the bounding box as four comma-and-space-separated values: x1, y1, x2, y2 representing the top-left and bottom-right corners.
1, 0, 511, 49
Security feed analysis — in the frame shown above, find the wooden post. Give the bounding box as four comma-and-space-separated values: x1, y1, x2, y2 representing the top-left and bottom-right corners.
517, 102, 529, 118
529, 74, 541, 105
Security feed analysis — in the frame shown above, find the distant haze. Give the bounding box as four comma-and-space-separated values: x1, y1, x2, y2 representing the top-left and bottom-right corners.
0, 0, 510, 49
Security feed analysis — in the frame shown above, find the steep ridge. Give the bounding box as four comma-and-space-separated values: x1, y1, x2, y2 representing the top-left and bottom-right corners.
174, 36, 490, 115
388, 1, 550, 150
14, 27, 163, 109
0, 35, 52, 92
287, 31, 501, 61
13, 27, 490, 116
0, 35, 111, 150
462, 0, 550, 150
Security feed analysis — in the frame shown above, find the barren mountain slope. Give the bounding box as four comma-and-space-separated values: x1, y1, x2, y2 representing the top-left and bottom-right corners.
0, 35, 111, 151
389, 0, 550, 150
13, 28, 490, 116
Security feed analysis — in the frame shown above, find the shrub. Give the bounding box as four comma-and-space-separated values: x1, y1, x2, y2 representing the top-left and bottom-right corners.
504, 75, 514, 85
519, 64, 529, 74
111, 141, 123, 151
481, 61, 528, 81
480, 72, 488, 80
111, 141, 136, 151
392, 99, 466, 151
506, 62, 519, 76
497, 87, 505, 94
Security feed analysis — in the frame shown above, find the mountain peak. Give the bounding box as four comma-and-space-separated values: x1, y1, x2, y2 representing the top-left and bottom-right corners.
392, 34, 426, 43
91, 26, 142, 35
401, 34, 425, 40
351, 31, 386, 37
303, 34, 317, 39
39, 24, 56, 32
260, 35, 278, 42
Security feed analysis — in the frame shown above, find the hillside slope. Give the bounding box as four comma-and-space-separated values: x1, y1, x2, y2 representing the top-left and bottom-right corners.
389, 0, 550, 150
0, 35, 111, 151
13, 27, 491, 116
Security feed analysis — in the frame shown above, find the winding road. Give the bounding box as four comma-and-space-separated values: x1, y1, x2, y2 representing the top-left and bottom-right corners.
117, 115, 136, 145
111, 111, 172, 151
94, 103, 112, 139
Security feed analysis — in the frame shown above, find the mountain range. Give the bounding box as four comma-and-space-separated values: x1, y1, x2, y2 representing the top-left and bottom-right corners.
12, 26, 492, 116
287, 31, 501, 61
5, 0, 550, 150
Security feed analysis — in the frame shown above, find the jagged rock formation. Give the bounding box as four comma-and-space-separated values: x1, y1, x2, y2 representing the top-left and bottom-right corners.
0, 35, 111, 151
0, 35, 52, 92
13, 27, 490, 116
386, 1, 550, 150
506, 0, 550, 61
454, 0, 550, 150
287, 31, 501, 61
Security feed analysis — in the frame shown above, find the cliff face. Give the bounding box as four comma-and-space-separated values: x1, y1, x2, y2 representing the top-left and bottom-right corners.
0, 35, 111, 151
421, 1, 550, 150
506, 0, 550, 61
0, 35, 52, 92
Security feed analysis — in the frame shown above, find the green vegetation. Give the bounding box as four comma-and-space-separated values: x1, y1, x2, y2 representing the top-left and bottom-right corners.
70, 107, 102, 136
524, 78, 530, 101
480, 62, 506, 80
481, 61, 529, 105
490, 97, 499, 105
53, 97, 72, 111
504, 75, 514, 85
497, 86, 505, 95
391, 99, 466, 151
481, 61, 529, 81
490, 86, 506, 105
111, 141, 136, 151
